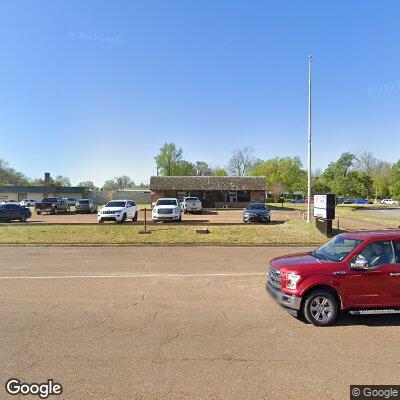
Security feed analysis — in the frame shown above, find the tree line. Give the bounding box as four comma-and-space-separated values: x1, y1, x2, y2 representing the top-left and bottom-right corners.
155, 143, 400, 199
0, 158, 146, 191
2, 145, 400, 199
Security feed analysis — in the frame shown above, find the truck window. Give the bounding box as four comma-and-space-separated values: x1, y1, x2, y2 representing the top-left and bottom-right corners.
353, 240, 395, 268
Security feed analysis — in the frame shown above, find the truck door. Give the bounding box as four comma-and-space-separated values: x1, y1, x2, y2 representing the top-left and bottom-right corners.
346, 240, 397, 308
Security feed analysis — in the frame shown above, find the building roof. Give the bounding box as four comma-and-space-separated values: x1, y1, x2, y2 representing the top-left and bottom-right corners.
150, 176, 266, 191
0, 185, 86, 194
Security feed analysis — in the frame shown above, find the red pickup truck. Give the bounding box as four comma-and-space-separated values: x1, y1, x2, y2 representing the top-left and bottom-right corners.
267, 230, 400, 326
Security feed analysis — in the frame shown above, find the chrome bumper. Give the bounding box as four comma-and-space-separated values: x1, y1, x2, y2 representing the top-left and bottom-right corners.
266, 282, 302, 316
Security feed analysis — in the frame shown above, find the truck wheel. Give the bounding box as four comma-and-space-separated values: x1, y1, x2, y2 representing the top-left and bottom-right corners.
37, 211, 41, 215
303, 290, 338, 326
98, 218, 104, 223
132, 212, 138, 222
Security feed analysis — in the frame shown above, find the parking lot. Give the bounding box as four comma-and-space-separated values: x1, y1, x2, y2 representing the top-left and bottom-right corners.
1, 246, 400, 399
7, 206, 398, 231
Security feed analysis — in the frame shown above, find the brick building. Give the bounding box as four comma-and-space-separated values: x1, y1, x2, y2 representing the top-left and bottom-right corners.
150, 176, 266, 208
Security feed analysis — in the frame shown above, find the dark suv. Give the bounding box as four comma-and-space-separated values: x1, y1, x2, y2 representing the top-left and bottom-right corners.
75, 199, 98, 214
0, 204, 31, 222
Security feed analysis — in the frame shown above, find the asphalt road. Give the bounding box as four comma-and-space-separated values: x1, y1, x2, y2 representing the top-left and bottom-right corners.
1, 246, 400, 400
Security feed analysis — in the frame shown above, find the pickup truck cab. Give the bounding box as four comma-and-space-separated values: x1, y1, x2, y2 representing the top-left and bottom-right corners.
35, 198, 69, 215
267, 230, 400, 326
182, 197, 202, 214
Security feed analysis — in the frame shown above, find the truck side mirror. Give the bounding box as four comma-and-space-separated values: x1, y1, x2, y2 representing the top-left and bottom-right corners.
351, 258, 369, 270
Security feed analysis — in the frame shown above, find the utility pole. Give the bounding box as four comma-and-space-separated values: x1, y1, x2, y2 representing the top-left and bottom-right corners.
307, 54, 312, 223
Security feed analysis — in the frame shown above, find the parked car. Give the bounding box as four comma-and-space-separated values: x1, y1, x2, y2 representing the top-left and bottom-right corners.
182, 197, 202, 214
354, 198, 372, 204
266, 230, 400, 326
381, 198, 399, 205
97, 200, 137, 223
35, 198, 69, 215
20, 199, 38, 207
75, 199, 98, 214
152, 198, 182, 222
0, 203, 31, 222
62, 198, 78, 206
243, 203, 271, 223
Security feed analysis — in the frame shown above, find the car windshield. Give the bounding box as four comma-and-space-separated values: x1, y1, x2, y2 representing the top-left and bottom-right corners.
78, 200, 89, 204
312, 236, 363, 262
157, 199, 177, 206
185, 197, 198, 201
246, 204, 267, 210
43, 198, 57, 202
105, 201, 126, 208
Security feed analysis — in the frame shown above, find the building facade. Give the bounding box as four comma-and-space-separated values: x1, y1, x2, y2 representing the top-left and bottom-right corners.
150, 176, 266, 208
0, 186, 86, 202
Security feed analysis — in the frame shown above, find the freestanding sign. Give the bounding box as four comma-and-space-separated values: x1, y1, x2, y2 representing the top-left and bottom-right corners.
314, 194, 335, 220
314, 194, 336, 237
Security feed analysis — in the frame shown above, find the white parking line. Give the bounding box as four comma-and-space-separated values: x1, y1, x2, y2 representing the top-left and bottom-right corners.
0, 272, 265, 280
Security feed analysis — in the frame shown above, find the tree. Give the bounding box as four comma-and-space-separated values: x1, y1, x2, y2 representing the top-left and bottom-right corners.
390, 160, 400, 199
0, 159, 29, 185
250, 156, 306, 194
195, 161, 212, 176
155, 143, 183, 176
78, 181, 98, 190
212, 167, 228, 176
172, 161, 196, 176
227, 146, 256, 176
102, 176, 135, 191
354, 151, 379, 175
136, 182, 150, 189
53, 175, 71, 187
319, 152, 374, 198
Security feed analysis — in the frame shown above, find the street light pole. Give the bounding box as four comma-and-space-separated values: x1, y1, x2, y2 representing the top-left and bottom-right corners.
307, 54, 312, 223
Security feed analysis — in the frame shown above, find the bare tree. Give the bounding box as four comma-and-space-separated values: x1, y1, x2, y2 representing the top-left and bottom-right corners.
226, 146, 256, 176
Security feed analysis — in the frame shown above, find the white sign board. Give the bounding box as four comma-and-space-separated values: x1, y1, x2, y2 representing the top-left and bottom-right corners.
314, 195, 327, 218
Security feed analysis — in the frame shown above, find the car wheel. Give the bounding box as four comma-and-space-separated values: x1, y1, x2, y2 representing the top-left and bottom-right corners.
303, 290, 338, 326
20, 214, 27, 222
119, 213, 127, 223
178, 216, 182, 222
37, 211, 41, 215
132, 212, 138, 222
98, 218, 104, 223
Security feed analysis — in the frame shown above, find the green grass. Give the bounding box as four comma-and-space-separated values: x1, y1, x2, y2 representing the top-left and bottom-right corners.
0, 220, 326, 245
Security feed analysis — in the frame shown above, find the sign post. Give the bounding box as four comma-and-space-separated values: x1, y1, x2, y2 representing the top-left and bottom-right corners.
139, 207, 151, 234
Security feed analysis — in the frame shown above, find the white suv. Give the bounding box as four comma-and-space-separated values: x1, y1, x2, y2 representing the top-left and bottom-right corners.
98, 200, 137, 223
152, 198, 182, 222
381, 198, 399, 205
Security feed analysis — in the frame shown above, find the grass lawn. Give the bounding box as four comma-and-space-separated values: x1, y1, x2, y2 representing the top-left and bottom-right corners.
0, 220, 326, 245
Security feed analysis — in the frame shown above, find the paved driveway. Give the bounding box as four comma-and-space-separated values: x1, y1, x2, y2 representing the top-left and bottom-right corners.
1, 246, 399, 399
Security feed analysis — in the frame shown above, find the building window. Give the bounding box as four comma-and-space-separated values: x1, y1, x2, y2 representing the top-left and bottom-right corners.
18, 193, 27, 201
237, 191, 250, 202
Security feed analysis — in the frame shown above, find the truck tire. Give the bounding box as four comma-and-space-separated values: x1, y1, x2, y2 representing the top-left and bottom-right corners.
303, 290, 338, 326
98, 218, 104, 223
37, 211, 41, 215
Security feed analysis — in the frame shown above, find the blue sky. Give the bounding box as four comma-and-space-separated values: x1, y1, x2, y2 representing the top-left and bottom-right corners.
1, 1, 399, 186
